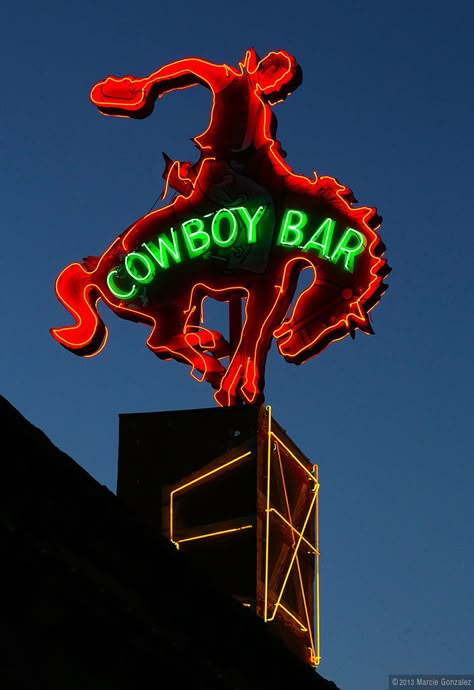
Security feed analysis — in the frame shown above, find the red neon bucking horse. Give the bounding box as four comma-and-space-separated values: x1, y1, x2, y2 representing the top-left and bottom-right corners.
51, 49, 390, 406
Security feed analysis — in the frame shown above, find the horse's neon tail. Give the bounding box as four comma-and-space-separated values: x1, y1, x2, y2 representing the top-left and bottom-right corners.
50, 262, 107, 357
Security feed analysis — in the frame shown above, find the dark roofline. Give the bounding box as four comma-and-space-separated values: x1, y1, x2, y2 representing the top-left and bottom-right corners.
1, 394, 341, 690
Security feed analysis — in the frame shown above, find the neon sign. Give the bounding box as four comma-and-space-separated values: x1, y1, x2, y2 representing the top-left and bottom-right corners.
105, 205, 366, 302
51, 49, 390, 406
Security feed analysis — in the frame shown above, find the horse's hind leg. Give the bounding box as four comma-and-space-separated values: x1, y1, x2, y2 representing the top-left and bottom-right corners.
146, 306, 226, 388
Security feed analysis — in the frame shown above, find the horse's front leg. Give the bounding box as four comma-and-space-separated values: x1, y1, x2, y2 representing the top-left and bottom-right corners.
273, 259, 351, 364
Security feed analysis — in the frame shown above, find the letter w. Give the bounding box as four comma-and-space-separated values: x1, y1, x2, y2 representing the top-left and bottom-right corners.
143, 229, 181, 269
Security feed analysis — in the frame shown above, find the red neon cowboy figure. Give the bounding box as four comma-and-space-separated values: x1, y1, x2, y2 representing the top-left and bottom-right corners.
51, 50, 388, 406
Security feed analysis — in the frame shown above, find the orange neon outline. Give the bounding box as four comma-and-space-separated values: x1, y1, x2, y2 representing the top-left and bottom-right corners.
274, 441, 315, 651
263, 405, 319, 666
277, 603, 308, 632
271, 447, 317, 638
264, 405, 273, 620
169, 450, 252, 546
314, 463, 320, 665
269, 508, 318, 554
52, 49, 388, 406
269, 493, 318, 640
175, 524, 253, 546
268, 407, 319, 663
270, 431, 317, 479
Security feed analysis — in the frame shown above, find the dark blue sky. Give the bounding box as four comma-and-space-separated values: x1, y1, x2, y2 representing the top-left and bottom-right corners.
2, 2, 473, 688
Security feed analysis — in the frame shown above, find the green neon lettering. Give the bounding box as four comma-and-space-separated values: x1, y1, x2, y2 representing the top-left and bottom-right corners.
181, 218, 211, 258
211, 209, 238, 247
235, 205, 265, 244
106, 268, 139, 300
303, 217, 335, 258
124, 251, 156, 284
143, 229, 181, 268
330, 228, 366, 272
277, 209, 307, 246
